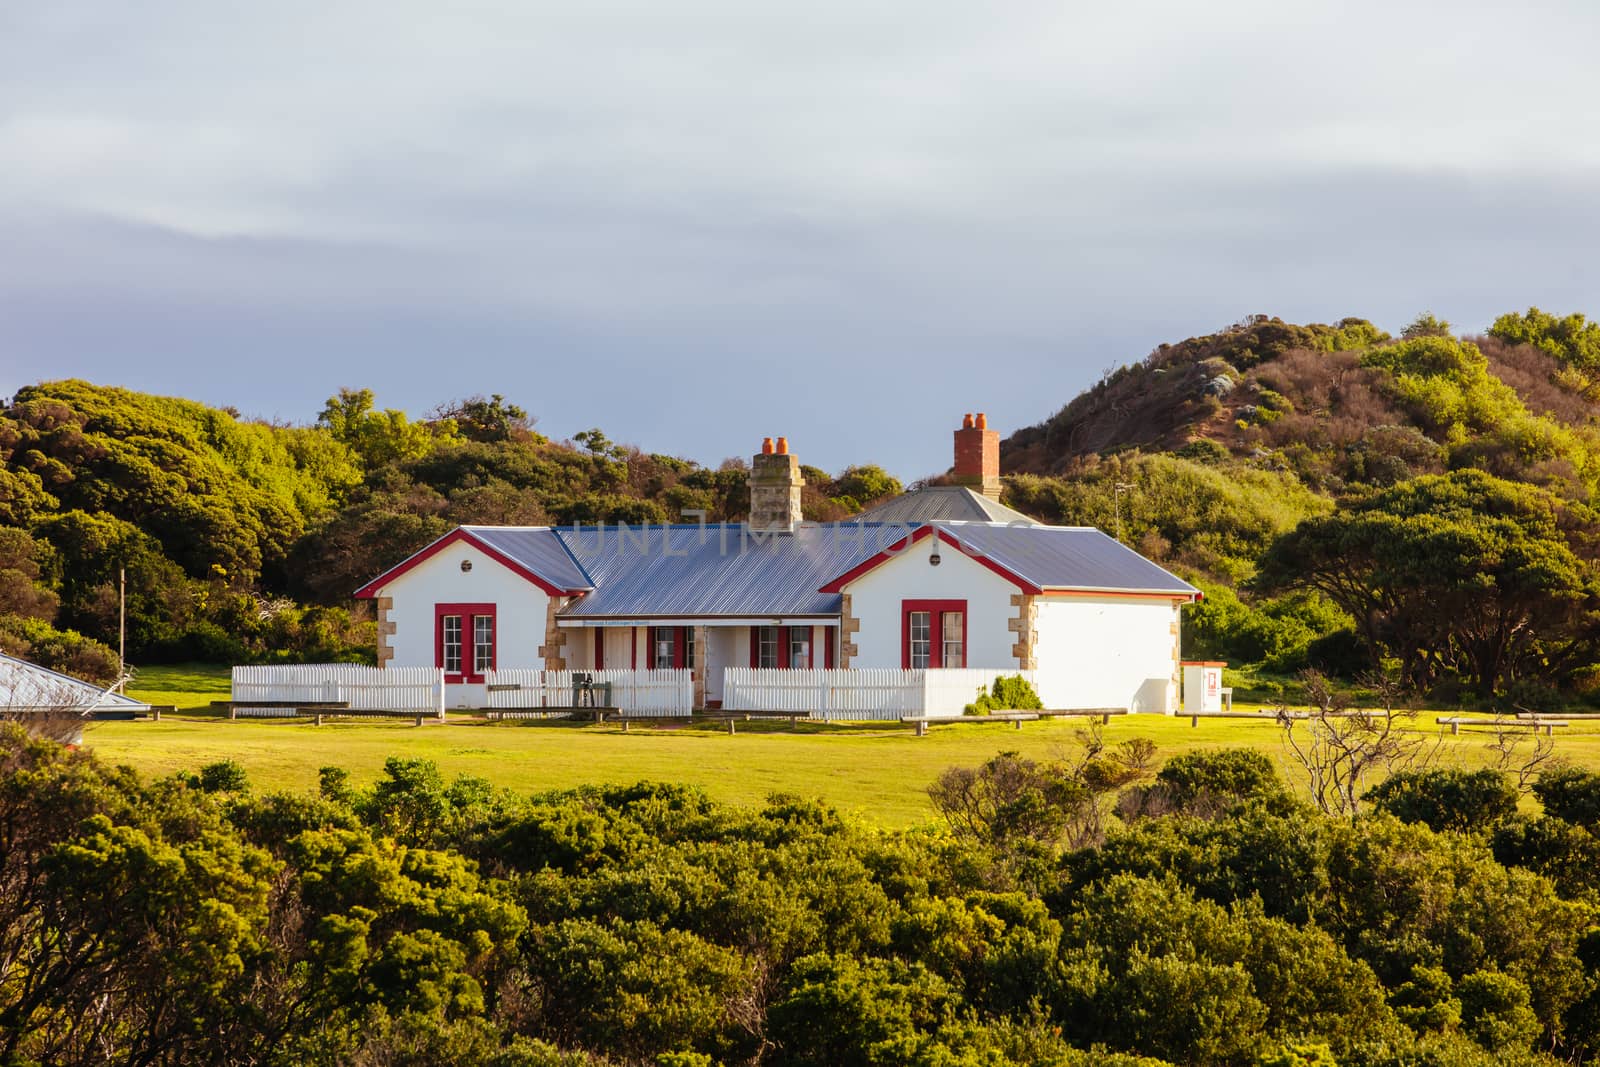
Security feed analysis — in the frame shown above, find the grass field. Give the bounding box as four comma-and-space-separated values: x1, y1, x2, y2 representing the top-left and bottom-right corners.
105, 663, 1600, 828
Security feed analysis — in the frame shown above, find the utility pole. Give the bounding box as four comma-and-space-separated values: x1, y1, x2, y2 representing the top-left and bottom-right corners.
118, 567, 126, 693
1113, 482, 1134, 542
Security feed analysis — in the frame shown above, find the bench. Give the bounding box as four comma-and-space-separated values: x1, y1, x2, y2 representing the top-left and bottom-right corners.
485, 706, 621, 723
211, 701, 438, 726
901, 712, 1040, 737
1438, 716, 1569, 736
1190, 708, 1411, 727
692, 712, 809, 734
1036, 708, 1128, 724
212, 699, 349, 720
1187, 710, 1279, 727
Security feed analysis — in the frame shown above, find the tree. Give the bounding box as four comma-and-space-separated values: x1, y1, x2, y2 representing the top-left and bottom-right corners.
1490, 307, 1600, 373
1258, 470, 1600, 693
430, 394, 533, 443
1276, 670, 1439, 819
318, 387, 458, 468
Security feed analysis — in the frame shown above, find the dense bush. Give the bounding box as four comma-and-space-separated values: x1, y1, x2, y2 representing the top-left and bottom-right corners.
1365, 769, 1520, 834
5, 728, 1598, 1065
964, 674, 1044, 714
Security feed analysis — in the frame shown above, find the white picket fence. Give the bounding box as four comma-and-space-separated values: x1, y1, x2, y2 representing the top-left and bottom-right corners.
230, 665, 444, 717
721, 668, 1038, 720
485, 668, 694, 717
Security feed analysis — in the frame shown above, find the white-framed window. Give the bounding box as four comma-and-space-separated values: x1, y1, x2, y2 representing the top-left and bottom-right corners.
653, 627, 675, 669
788, 627, 811, 668
908, 611, 932, 669
941, 611, 964, 669
442, 615, 463, 675
474, 615, 495, 674
757, 626, 781, 668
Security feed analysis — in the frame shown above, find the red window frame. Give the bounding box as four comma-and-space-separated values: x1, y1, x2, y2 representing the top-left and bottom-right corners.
436, 602, 496, 683
901, 599, 966, 669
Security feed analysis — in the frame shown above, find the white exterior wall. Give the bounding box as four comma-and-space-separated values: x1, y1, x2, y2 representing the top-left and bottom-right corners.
378, 538, 553, 705
842, 541, 1019, 669
1032, 596, 1182, 712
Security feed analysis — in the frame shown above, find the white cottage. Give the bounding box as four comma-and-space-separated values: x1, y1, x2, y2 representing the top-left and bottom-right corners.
354, 415, 1200, 712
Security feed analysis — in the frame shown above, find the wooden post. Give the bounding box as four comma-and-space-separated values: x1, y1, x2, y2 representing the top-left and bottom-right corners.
1014, 717, 1023, 730
228, 705, 237, 721
315, 712, 324, 726
622, 719, 630, 733
915, 720, 928, 737
414, 713, 424, 727
1450, 720, 1460, 735
1190, 714, 1198, 728
151, 708, 161, 722
726, 719, 736, 736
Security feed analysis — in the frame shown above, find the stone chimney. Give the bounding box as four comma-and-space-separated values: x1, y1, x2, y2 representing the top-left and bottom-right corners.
953, 412, 1001, 500
749, 435, 805, 532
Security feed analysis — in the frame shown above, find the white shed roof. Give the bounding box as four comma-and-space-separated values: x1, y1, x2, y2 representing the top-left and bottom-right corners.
0, 653, 146, 713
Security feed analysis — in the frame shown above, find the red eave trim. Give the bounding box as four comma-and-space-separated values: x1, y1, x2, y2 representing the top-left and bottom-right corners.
818, 526, 1042, 595
354, 527, 581, 599
1039, 588, 1200, 602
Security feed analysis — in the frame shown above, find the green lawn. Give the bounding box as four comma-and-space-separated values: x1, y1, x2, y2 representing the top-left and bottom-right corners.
92, 670, 1600, 827
127, 662, 232, 709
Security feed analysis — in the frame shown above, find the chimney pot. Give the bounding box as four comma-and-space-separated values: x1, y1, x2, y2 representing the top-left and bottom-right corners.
749, 436, 805, 532
962, 413, 974, 429
975, 412, 987, 429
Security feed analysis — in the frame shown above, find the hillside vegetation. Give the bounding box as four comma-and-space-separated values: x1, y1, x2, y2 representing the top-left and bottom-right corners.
998, 309, 1600, 703
6, 308, 1600, 705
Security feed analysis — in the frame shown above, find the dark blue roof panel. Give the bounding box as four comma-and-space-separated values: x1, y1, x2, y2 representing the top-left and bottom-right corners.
465, 526, 595, 591
555, 523, 909, 618
943, 523, 1197, 595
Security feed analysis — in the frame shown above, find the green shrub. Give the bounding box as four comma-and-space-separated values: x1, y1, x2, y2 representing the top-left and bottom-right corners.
1533, 766, 1600, 827
1152, 748, 1292, 814
965, 675, 1044, 715
1365, 770, 1518, 834
198, 760, 249, 793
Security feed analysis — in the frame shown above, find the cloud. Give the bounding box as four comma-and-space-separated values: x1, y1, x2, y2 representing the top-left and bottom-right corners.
2, 1, 1598, 475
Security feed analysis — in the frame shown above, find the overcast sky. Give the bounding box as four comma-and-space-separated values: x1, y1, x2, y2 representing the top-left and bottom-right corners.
2, 2, 1597, 478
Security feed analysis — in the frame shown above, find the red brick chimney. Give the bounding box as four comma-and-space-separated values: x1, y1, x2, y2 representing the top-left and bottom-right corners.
953, 412, 1001, 500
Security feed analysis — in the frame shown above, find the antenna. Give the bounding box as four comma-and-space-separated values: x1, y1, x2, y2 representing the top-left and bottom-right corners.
118, 567, 126, 693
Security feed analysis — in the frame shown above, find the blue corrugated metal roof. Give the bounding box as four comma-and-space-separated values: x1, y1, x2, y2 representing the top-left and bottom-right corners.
555, 523, 909, 618
464, 526, 594, 591
853, 486, 1038, 525
545, 521, 1194, 618
398, 520, 1195, 617
941, 523, 1197, 595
